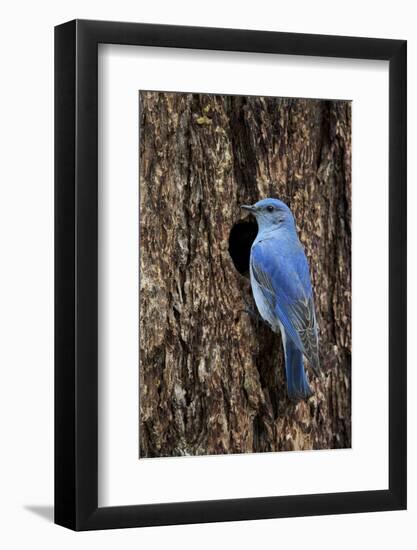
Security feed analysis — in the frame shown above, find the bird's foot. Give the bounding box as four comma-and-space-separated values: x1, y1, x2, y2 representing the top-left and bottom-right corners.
237, 298, 270, 331
238, 306, 261, 322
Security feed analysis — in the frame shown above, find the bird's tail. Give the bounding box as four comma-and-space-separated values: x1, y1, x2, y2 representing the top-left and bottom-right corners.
284, 338, 313, 401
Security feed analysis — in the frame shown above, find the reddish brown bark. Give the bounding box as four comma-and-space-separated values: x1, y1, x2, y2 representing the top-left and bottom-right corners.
139, 91, 351, 457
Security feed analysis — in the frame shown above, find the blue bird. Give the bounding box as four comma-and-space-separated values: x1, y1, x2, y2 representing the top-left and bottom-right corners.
241, 198, 320, 401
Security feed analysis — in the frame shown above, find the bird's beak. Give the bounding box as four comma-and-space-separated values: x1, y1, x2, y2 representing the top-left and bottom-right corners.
240, 204, 257, 213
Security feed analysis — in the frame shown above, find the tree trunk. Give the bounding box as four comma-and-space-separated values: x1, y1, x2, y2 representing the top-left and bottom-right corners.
139, 91, 351, 457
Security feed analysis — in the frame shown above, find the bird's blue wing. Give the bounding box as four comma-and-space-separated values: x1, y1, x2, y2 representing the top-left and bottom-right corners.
251, 238, 320, 374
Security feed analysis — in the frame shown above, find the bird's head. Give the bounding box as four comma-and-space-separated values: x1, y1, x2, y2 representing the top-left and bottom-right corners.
240, 198, 295, 233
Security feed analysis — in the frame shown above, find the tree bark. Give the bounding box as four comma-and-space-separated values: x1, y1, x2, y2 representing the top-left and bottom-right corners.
139, 91, 351, 457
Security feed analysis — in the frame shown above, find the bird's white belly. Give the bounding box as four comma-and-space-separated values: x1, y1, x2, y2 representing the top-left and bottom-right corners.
249, 263, 279, 332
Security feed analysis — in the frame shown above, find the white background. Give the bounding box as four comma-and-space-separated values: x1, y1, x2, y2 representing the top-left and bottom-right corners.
0, 0, 415, 548
99, 46, 389, 506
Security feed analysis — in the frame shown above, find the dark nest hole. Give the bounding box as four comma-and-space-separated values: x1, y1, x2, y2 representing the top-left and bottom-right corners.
228, 218, 258, 276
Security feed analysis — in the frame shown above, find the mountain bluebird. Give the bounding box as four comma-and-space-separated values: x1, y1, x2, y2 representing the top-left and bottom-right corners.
241, 198, 320, 400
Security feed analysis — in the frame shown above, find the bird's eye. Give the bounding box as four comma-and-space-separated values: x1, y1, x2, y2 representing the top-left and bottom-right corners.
267, 205, 274, 213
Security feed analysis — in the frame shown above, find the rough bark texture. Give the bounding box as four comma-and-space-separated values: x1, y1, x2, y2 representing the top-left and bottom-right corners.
139, 92, 351, 458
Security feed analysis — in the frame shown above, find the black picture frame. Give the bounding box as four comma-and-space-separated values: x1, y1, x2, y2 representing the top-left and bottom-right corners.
55, 19, 407, 531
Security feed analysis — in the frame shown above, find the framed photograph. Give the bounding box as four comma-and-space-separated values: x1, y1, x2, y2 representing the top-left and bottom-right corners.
55, 20, 406, 530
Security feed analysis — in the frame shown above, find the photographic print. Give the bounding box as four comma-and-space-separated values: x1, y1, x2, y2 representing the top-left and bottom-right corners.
139, 91, 351, 458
